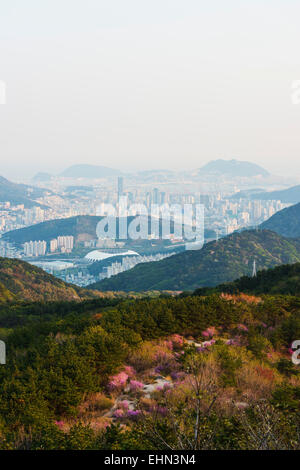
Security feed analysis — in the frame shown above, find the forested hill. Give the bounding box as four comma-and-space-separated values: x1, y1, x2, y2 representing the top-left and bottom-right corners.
2, 215, 101, 246
260, 202, 300, 238
3, 214, 187, 247
234, 184, 300, 204
0, 257, 102, 302
88, 230, 300, 292
0, 175, 50, 208
193, 262, 300, 297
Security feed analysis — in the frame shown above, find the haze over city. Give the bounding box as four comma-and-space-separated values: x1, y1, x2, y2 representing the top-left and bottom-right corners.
1, 0, 300, 178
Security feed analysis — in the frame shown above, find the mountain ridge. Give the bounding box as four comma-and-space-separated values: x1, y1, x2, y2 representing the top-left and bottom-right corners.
0, 175, 50, 208
234, 184, 300, 203
88, 229, 300, 292
260, 202, 300, 238
198, 159, 270, 177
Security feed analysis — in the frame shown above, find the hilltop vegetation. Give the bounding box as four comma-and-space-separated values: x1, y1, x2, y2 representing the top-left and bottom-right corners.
90, 230, 300, 292
194, 262, 300, 297
260, 202, 300, 238
0, 257, 101, 302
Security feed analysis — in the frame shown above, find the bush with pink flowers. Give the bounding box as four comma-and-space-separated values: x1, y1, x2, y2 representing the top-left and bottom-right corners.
202, 327, 217, 338
108, 371, 128, 391
113, 409, 125, 418
123, 365, 136, 377
170, 334, 184, 349
129, 380, 144, 393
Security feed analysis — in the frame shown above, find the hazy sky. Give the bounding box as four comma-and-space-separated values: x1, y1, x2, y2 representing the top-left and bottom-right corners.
0, 0, 300, 178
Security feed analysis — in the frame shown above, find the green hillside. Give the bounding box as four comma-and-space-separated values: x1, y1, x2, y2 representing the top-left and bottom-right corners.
260, 202, 300, 238
194, 262, 300, 297
0, 175, 50, 208
234, 184, 300, 203
0, 257, 101, 302
2, 215, 101, 246
3, 214, 188, 248
89, 230, 300, 292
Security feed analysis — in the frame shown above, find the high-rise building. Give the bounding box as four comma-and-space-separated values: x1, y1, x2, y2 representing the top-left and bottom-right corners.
24, 240, 47, 257
57, 236, 74, 253
50, 239, 58, 253
117, 177, 124, 200
152, 188, 159, 204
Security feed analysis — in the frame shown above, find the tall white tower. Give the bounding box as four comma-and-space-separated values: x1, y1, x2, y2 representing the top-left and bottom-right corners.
252, 259, 257, 277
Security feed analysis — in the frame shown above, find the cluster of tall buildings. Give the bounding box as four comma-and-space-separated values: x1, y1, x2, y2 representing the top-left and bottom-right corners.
24, 240, 47, 257
50, 236, 74, 253
23, 235, 74, 257
99, 252, 175, 280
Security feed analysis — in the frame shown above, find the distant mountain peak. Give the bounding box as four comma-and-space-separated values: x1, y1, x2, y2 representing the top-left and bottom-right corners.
199, 159, 270, 177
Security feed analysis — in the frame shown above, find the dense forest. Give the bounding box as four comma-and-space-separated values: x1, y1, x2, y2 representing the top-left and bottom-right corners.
0, 291, 300, 450
0, 257, 103, 302
260, 202, 300, 238
194, 262, 300, 297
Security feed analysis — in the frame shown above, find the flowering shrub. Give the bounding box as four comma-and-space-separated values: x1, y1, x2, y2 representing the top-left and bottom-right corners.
129, 380, 144, 392
113, 409, 125, 418
127, 410, 141, 420
55, 420, 65, 430
123, 365, 136, 377
154, 350, 179, 376
118, 400, 130, 410
170, 334, 184, 349
108, 372, 128, 391
202, 327, 217, 338
202, 339, 216, 348
226, 336, 241, 346
163, 340, 173, 350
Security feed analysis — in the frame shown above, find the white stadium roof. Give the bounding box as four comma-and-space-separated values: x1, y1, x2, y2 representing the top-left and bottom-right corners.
85, 250, 139, 262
